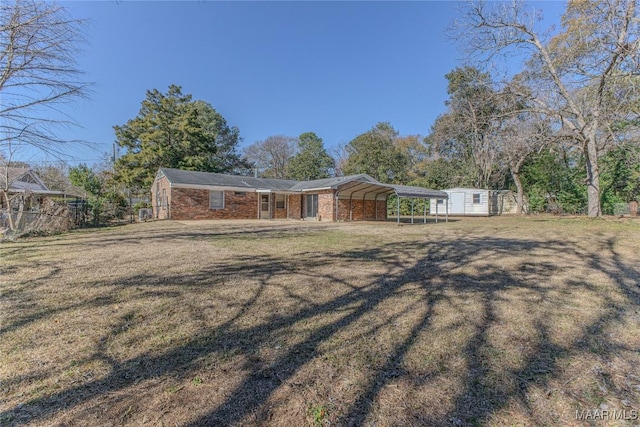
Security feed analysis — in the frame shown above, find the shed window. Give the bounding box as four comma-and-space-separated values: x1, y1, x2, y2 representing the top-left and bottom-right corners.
209, 191, 224, 209
235, 192, 246, 196
437, 199, 444, 205
162, 189, 167, 209
275, 194, 285, 209
472, 193, 481, 204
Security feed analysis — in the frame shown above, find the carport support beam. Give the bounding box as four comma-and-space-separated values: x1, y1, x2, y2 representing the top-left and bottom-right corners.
375, 193, 378, 220
411, 198, 414, 224
397, 195, 400, 224
446, 199, 449, 222
424, 199, 427, 223
436, 200, 439, 224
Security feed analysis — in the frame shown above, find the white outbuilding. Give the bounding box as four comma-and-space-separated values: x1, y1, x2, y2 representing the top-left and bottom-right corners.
430, 188, 518, 216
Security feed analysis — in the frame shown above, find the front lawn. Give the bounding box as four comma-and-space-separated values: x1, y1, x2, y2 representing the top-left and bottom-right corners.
1, 217, 639, 426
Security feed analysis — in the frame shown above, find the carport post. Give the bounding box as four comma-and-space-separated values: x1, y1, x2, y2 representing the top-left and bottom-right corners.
397, 195, 400, 224
411, 198, 414, 224
423, 199, 427, 223
446, 198, 449, 222
375, 193, 378, 220
435, 199, 439, 223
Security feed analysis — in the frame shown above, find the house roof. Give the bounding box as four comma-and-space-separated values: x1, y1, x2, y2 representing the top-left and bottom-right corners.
157, 168, 448, 199
158, 168, 297, 191
1, 168, 49, 192
159, 168, 378, 192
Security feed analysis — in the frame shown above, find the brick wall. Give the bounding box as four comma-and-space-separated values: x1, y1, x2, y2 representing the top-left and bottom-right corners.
288, 195, 302, 219
151, 181, 390, 222
376, 200, 388, 220
272, 193, 288, 219
317, 191, 334, 221
170, 188, 258, 220
336, 197, 388, 221
151, 176, 171, 220
336, 198, 351, 221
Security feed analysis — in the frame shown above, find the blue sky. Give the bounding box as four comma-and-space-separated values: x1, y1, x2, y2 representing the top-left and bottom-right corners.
18, 1, 566, 165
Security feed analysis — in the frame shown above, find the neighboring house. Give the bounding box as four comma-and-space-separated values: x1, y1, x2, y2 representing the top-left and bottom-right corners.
1, 167, 82, 230
1, 167, 80, 202
1, 167, 49, 195
429, 188, 520, 216
151, 168, 448, 221
2, 168, 56, 210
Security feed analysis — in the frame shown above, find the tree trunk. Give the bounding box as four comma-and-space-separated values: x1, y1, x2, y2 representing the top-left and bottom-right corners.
511, 168, 525, 215
2, 190, 16, 231
15, 195, 25, 230
585, 138, 602, 218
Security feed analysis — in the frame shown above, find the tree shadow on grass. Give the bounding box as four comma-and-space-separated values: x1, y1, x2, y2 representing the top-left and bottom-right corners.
1, 229, 638, 426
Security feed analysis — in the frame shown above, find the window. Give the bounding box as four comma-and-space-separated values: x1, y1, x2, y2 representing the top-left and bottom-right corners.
472, 193, 481, 204
437, 199, 444, 205
209, 191, 224, 209
235, 192, 246, 196
275, 194, 285, 209
162, 189, 167, 209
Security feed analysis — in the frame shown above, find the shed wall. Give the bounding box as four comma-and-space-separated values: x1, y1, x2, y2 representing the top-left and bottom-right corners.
430, 189, 490, 216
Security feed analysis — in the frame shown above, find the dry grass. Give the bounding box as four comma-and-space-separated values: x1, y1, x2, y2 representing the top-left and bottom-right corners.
1, 216, 639, 426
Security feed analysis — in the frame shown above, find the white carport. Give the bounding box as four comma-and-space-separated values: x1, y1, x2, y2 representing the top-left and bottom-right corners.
333, 181, 449, 223
388, 184, 450, 224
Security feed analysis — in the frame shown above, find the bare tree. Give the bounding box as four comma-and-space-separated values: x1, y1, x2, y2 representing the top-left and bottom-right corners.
331, 142, 350, 177
1, 0, 88, 232
454, 0, 640, 217
243, 135, 297, 179
33, 160, 77, 193
428, 66, 503, 189
493, 89, 551, 214
1, 0, 89, 156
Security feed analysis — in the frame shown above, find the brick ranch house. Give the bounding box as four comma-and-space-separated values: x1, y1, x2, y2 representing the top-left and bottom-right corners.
151, 168, 448, 221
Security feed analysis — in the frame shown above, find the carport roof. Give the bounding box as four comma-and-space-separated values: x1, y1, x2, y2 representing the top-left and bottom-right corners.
334, 182, 448, 200
288, 174, 378, 191
387, 184, 449, 199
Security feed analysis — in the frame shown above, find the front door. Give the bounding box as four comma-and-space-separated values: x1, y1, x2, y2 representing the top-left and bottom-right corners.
260, 194, 270, 219
305, 194, 318, 218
